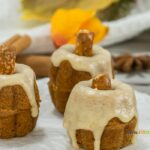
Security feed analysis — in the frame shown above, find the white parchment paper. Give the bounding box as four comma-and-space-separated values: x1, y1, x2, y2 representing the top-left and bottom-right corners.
0, 78, 149, 150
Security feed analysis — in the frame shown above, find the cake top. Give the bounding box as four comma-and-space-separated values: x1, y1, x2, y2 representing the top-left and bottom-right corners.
51, 30, 113, 78
64, 74, 137, 124
0, 63, 38, 117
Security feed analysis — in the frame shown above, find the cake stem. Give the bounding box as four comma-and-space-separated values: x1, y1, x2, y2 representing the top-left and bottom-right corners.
74, 30, 94, 56
92, 74, 111, 90
0, 44, 16, 74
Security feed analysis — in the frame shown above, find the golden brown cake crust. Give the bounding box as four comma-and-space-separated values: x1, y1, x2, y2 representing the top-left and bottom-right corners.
48, 60, 91, 113
0, 81, 40, 138
76, 117, 137, 150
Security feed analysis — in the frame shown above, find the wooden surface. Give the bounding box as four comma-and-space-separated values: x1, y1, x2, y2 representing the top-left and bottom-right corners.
106, 29, 150, 95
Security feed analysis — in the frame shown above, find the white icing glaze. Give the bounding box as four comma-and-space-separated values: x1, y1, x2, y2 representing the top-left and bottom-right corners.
51, 44, 113, 78
0, 63, 38, 117
64, 79, 137, 150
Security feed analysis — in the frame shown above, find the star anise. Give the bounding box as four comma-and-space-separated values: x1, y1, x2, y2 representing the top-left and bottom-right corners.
112, 54, 150, 73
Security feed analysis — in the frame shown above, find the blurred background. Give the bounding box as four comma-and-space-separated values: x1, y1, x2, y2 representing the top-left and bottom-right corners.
0, 0, 150, 94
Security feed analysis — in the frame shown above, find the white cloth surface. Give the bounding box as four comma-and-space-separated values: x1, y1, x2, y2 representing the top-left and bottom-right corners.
116, 71, 150, 85
0, 0, 150, 54
0, 78, 149, 150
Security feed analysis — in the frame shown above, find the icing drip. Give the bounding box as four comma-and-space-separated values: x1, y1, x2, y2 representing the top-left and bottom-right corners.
0, 63, 38, 117
64, 79, 137, 150
51, 44, 113, 78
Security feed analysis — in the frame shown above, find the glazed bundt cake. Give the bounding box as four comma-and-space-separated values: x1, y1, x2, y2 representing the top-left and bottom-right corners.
0, 44, 40, 138
49, 30, 113, 113
64, 74, 138, 150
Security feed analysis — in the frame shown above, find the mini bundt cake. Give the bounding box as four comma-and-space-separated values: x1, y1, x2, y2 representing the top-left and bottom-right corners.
0, 44, 40, 138
49, 30, 113, 113
64, 74, 138, 150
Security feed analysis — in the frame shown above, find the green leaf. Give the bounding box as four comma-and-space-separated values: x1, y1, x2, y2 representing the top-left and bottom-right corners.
97, 0, 135, 21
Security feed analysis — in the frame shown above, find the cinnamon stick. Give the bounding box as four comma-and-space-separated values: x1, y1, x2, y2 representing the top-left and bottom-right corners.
16, 55, 51, 78
11, 35, 32, 54
3, 34, 31, 55
91, 74, 111, 90
4, 34, 21, 46
74, 30, 94, 56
